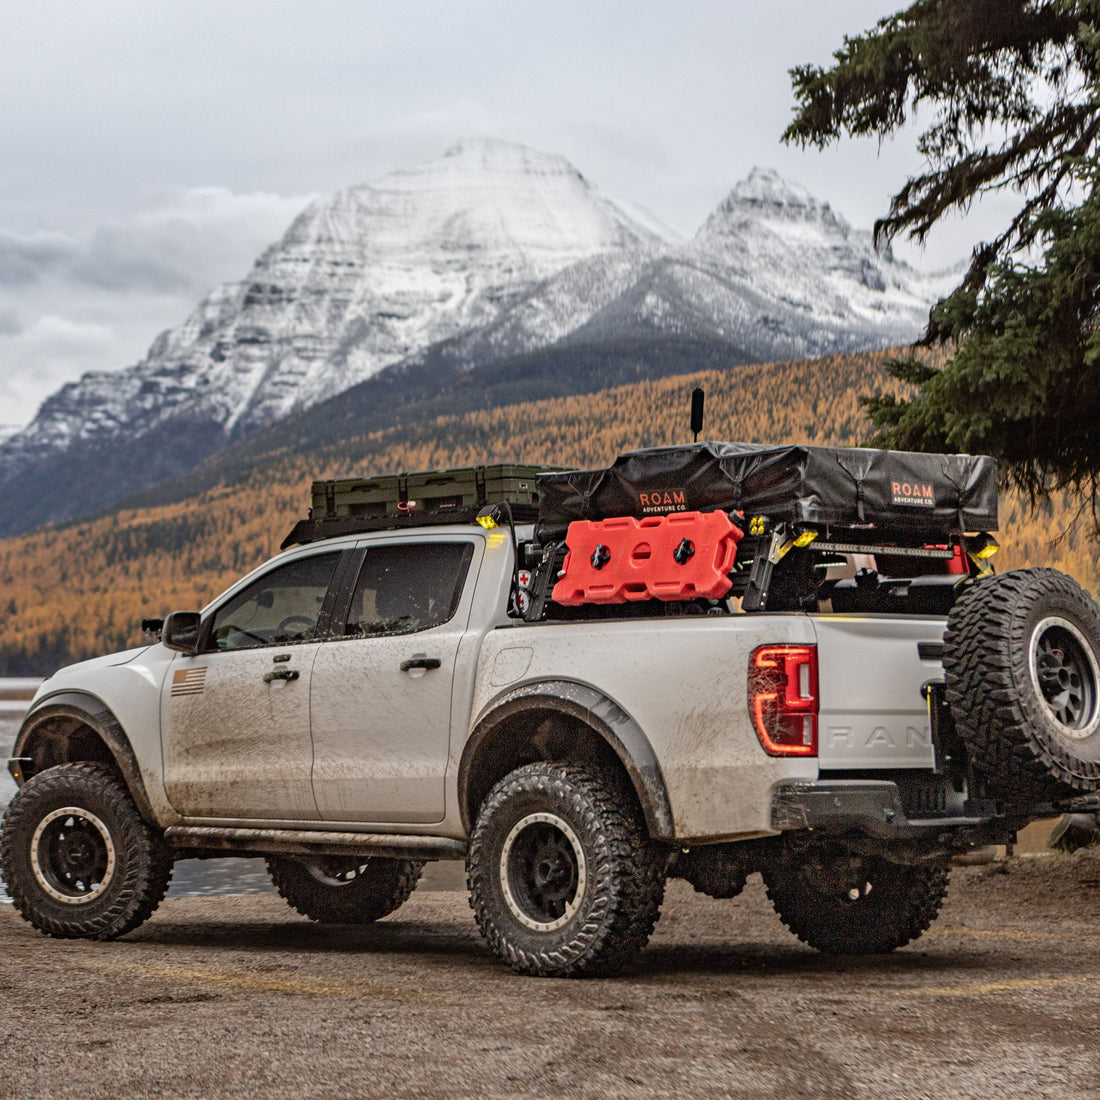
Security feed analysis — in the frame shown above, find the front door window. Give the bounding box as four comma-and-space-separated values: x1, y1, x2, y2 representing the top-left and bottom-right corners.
208, 552, 340, 651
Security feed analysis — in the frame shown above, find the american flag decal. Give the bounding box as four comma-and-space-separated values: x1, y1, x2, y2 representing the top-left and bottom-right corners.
171, 667, 207, 697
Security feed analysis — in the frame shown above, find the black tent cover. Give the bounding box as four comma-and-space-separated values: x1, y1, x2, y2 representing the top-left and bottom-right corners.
536, 442, 997, 543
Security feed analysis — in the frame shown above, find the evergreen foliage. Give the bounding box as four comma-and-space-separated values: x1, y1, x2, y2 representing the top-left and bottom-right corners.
786, 0, 1100, 508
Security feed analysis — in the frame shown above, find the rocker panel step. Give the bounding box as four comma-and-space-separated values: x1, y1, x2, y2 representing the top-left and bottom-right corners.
165, 825, 467, 861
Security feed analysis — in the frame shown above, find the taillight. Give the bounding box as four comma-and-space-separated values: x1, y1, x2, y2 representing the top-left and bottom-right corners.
748, 644, 818, 756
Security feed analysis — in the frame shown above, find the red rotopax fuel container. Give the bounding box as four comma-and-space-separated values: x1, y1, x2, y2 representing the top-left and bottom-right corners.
552, 511, 743, 605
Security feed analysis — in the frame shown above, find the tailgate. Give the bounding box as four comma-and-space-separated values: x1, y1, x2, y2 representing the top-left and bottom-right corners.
812, 615, 946, 770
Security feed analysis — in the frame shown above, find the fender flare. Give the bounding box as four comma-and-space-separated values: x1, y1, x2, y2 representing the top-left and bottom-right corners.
459, 680, 675, 840
12, 690, 158, 826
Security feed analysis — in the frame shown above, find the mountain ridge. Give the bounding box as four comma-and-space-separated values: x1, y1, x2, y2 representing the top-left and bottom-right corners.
0, 141, 952, 538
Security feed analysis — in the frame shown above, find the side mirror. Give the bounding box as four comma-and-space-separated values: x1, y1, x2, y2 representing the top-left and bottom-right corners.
162, 611, 203, 655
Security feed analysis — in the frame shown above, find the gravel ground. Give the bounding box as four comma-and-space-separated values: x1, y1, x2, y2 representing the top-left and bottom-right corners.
3, 853, 1100, 1100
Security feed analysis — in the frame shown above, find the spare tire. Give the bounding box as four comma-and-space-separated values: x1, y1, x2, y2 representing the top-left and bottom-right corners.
944, 568, 1100, 800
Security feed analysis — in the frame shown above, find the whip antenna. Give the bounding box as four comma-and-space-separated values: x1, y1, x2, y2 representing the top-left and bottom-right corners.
690, 387, 705, 442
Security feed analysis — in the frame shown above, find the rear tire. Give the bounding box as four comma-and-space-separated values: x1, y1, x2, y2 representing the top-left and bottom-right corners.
945, 568, 1100, 799
467, 762, 666, 978
0, 762, 173, 940
763, 840, 949, 955
266, 855, 424, 923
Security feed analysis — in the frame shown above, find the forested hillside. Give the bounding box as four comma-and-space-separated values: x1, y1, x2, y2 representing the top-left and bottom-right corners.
1, 347, 1095, 674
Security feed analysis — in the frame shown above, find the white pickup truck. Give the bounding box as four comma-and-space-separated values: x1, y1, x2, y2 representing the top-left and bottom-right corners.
4, 445, 1100, 977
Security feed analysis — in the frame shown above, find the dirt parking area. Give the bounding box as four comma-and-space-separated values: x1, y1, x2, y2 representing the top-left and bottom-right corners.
3, 853, 1100, 1100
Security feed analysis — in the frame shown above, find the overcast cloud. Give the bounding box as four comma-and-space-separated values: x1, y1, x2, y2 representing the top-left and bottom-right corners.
0, 1, 1015, 431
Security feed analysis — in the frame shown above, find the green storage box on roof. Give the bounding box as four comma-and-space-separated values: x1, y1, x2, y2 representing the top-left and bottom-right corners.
403, 465, 550, 513
311, 474, 402, 519
309, 464, 562, 521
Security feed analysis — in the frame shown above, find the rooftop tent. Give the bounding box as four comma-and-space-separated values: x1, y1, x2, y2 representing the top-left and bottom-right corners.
536, 442, 997, 544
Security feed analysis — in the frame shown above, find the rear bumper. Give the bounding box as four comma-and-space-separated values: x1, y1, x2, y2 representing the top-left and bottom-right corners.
769, 779, 1023, 846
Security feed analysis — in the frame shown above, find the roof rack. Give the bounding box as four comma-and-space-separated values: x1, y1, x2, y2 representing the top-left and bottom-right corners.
282, 463, 560, 548
282, 503, 541, 548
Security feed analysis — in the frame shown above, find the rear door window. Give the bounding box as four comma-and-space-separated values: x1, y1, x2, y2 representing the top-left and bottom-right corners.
344, 542, 475, 637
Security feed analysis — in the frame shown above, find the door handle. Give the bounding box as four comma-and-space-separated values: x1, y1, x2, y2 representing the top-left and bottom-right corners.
262, 668, 300, 683
400, 657, 441, 672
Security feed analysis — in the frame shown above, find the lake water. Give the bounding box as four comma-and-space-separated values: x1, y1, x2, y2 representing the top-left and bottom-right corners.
0, 700, 277, 902
0, 686, 464, 901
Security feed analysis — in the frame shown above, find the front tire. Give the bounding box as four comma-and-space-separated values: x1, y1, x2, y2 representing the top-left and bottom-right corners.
762, 839, 949, 955
467, 762, 666, 978
0, 762, 173, 940
266, 855, 424, 923
945, 568, 1100, 799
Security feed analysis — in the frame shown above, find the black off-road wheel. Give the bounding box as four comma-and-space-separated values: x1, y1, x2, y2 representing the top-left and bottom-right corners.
945, 568, 1100, 800
467, 762, 666, 978
266, 855, 424, 923
0, 762, 173, 940
762, 840, 949, 955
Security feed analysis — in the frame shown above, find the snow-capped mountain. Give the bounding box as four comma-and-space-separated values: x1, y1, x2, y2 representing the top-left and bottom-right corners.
330, 165, 952, 388
0, 142, 954, 538
687, 168, 955, 338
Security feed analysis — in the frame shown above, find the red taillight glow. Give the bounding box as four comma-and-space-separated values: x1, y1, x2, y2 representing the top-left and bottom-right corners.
748, 644, 818, 756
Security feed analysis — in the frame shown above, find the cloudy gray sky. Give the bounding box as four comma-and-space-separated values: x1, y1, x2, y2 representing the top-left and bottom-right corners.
0, 1, 1010, 431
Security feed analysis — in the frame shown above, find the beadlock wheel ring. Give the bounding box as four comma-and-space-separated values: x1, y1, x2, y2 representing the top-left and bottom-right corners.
499, 811, 588, 933
1028, 616, 1100, 741
30, 807, 117, 905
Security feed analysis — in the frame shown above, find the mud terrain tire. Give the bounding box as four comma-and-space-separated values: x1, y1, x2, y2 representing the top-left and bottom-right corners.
763, 841, 949, 955
944, 568, 1100, 799
266, 855, 424, 923
467, 762, 666, 978
0, 762, 173, 940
